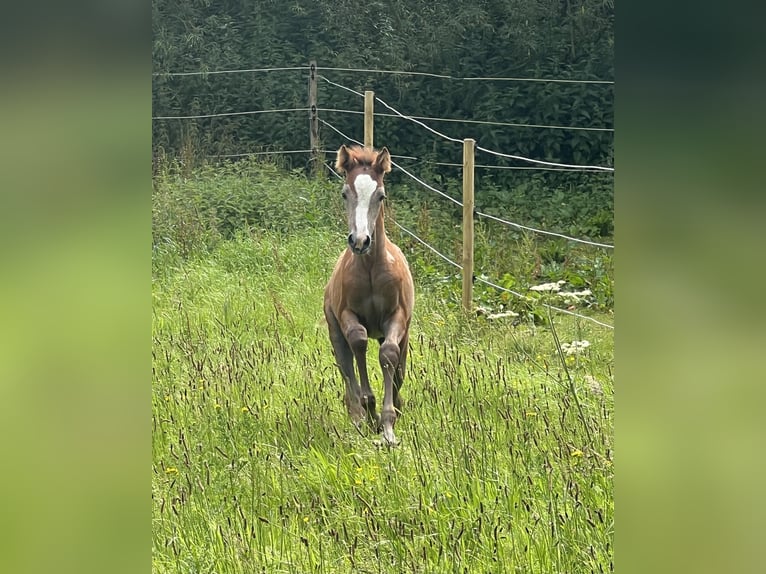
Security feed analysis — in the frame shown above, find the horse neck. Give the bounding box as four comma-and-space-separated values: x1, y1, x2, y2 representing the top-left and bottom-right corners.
372, 203, 388, 260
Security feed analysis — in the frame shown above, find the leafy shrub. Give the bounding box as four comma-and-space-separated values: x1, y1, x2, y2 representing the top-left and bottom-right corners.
152, 158, 342, 259
153, 160, 613, 319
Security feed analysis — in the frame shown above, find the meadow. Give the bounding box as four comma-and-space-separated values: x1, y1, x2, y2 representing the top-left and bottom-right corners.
152, 161, 614, 573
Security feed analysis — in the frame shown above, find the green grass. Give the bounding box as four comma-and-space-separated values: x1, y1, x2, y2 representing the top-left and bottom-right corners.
152, 226, 613, 573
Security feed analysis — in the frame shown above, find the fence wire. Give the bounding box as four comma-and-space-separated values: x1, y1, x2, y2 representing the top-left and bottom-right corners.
157, 64, 612, 84
319, 107, 613, 133
321, 119, 613, 328
320, 118, 611, 248
154, 67, 614, 324
153, 66, 309, 77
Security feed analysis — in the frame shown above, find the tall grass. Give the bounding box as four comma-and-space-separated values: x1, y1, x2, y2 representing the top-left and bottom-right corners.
152, 161, 613, 572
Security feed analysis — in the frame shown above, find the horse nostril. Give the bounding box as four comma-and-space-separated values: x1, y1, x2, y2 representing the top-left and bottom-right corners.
362, 236, 372, 250
347, 233, 355, 247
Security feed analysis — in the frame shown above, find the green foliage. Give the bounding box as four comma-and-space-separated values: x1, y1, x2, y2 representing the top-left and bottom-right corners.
151, 0, 614, 173
152, 157, 343, 259
153, 161, 614, 321
152, 0, 613, 240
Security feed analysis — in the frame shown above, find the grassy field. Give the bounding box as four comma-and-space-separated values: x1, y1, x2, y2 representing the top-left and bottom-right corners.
152, 220, 613, 572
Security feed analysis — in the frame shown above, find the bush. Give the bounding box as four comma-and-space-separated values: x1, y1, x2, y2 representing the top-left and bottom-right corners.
153, 159, 613, 319
152, 158, 342, 259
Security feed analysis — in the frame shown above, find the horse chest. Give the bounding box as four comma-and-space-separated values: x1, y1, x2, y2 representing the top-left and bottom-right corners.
347, 283, 393, 334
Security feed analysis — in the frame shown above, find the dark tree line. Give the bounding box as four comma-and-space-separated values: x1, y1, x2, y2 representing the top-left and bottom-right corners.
152, 0, 613, 229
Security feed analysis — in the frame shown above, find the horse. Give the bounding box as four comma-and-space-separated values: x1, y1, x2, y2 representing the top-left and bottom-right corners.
323, 145, 415, 445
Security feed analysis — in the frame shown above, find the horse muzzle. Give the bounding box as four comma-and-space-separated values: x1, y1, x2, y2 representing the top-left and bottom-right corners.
348, 233, 372, 255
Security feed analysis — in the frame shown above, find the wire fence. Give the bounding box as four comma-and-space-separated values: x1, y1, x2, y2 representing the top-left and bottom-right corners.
152, 108, 309, 120
155, 64, 613, 85
317, 115, 612, 248
321, 117, 613, 329
319, 107, 614, 133
153, 64, 614, 328
318, 75, 614, 172
152, 66, 309, 77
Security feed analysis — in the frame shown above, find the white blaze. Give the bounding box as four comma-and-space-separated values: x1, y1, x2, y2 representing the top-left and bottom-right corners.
353, 173, 377, 238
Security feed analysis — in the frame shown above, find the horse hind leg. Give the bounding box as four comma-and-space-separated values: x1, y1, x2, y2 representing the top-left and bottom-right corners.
378, 340, 405, 445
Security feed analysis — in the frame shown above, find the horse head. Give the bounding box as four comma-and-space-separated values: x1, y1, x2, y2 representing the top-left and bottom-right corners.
335, 145, 392, 255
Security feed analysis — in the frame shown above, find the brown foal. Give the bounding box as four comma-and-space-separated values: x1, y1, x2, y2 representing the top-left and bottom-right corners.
323, 145, 415, 444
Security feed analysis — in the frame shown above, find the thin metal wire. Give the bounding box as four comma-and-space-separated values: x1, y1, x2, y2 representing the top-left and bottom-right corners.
152, 64, 613, 84
321, 118, 612, 249
476, 144, 614, 172
393, 222, 614, 329
319, 127, 612, 328
319, 66, 614, 85
373, 92, 614, 171
209, 149, 314, 158
392, 221, 462, 269
432, 161, 613, 173
373, 96, 463, 144
472, 276, 613, 328
152, 66, 308, 77
318, 118, 363, 146
476, 211, 614, 249
319, 107, 613, 133
390, 160, 463, 207
152, 108, 309, 120
326, 163, 343, 180
473, 276, 531, 302
318, 75, 365, 97
319, 108, 366, 115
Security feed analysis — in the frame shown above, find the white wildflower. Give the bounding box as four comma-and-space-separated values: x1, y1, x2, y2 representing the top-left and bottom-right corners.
529, 280, 566, 292
583, 375, 603, 396
557, 289, 592, 302
561, 340, 591, 355
486, 310, 519, 320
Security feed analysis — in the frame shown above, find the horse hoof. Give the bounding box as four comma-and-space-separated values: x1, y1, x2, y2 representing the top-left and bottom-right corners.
373, 436, 398, 448
382, 427, 398, 446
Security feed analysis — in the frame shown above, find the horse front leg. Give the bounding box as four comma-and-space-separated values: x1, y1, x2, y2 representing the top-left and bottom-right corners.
340, 310, 379, 429
379, 312, 409, 445
325, 305, 364, 425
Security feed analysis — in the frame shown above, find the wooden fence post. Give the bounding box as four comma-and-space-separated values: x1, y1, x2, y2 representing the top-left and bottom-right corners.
364, 91, 374, 148
308, 60, 321, 177
462, 138, 476, 312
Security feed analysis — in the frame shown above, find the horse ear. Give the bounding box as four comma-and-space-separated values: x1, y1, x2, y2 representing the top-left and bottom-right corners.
375, 147, 392, 174
335, 145, 354, 174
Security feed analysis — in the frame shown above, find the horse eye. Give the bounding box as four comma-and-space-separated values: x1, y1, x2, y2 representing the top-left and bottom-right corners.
341, 191, 347, 200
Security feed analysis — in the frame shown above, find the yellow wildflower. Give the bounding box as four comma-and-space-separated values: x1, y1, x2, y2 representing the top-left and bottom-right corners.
165, 467, 178, 474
